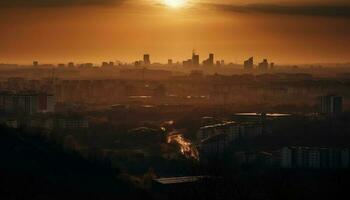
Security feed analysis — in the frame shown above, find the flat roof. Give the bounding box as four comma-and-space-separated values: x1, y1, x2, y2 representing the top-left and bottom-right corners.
153, 176, 206, 185
234, 113, 292, 117
200, 121, 236, 130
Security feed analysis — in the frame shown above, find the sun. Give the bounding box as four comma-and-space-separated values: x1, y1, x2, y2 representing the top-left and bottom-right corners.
163, 0, 187, 8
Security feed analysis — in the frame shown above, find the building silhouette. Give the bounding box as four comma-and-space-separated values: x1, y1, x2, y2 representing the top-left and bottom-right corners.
244, 57, 254, 70
182, 51, 199, 67
203, 53, 214, 67
258, 59, 269, 71
0, 92, 55, 114
320, 95, 343, 115
221, 60, 225, 66
168, 59, 173, 66
183, 59, 192, 67
143, 54, 151, 65
192, 51, 199, 67
68, 62, 75, 68
33, 61, 39, 67
281, 146, 349, 169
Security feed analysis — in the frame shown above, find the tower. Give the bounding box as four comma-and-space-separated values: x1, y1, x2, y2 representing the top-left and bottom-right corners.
192, 49, 199, 67
143, 54, 151, 65
244, 57, 254, 70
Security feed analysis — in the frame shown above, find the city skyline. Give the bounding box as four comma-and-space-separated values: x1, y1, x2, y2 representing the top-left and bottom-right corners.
0, 0, 350, 64
1, 1, 350, 199
1, 52, 349, 66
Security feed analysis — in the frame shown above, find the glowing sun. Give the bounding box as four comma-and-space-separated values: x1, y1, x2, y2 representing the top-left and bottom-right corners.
163, 0, 187, 8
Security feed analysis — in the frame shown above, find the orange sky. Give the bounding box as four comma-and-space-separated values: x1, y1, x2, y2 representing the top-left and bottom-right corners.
0, 0, 350, 64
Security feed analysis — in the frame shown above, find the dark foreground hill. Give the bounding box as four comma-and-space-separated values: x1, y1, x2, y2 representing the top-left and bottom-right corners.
0, 126, 152, 200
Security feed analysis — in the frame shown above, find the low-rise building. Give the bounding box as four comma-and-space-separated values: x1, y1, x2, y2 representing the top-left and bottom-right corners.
280, 146, 350, 169
0, 91, 55, 114
199, 134, 230, 158
197, 121, 263, 143
320, 95, 343, 115
56, 118, 89, 129
4, 119, 18, 129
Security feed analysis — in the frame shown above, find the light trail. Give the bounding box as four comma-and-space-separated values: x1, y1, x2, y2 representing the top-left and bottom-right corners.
167, 131, 199, 160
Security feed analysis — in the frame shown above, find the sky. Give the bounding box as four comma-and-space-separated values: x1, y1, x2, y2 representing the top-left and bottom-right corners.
0, 0, 349, 65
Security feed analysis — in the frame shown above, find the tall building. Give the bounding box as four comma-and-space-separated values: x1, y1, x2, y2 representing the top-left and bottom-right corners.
221, 60, 225, 66
281, 147, 293, 168
203, 53, 214, 67
143, 54, 151, 65
192, 52, 199, 67
320, 95, 343, 114
57, 64, 65, 68
258, 59, 269, 71
244, 57, 254, 70
33, 61, 39, 67
68, 62, 75, 68
209, 53, 214, 65
168, 59, 173, 66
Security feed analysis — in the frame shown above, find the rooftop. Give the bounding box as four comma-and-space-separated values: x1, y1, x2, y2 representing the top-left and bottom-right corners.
153, 176, 206, 185
200, 121, 236, 130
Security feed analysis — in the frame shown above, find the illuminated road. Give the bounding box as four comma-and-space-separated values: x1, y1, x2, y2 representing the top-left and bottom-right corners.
167, 131, 199, 160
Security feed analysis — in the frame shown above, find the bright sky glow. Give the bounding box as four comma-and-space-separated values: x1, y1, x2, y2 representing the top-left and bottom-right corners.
163, 0, 187, 8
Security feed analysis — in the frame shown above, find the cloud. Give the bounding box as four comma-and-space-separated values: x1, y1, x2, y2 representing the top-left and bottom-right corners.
0, 0, 126, 7
206, 3, 350, 18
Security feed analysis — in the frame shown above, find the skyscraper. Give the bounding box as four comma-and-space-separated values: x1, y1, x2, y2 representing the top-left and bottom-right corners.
221, 60, 225, 66
33, 61, 39, 67
258, 59, 269, 71
244, 57, 254, 70
203, 53, 214, 67
209, 53, 214, 63
192, 52, 199, 67
143, 54, 151, 65
68, 62, 75, 68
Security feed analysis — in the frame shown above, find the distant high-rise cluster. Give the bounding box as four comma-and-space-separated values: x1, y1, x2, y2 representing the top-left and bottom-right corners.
203, 53, 214, 67
133, 54, 152, 67
244, 57, 275, 71
182, 52, 218, 67
26, 52, 281, 70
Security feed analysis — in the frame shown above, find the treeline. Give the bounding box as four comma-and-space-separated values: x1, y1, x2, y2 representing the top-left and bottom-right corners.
0, 126, 152, 200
